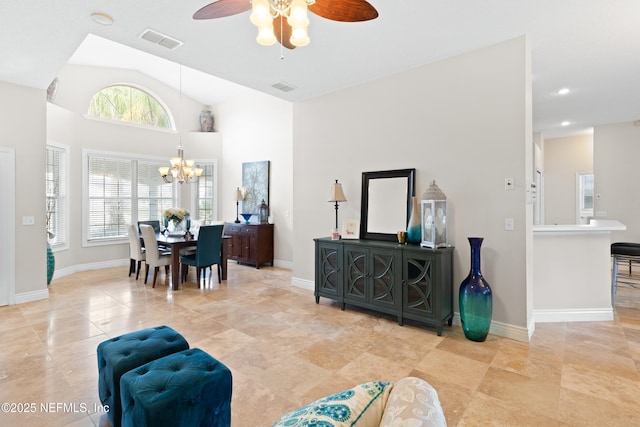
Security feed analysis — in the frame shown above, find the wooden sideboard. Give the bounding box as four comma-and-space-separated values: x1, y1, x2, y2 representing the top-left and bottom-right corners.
314, 237, 454, 335
224, 223, 274, 269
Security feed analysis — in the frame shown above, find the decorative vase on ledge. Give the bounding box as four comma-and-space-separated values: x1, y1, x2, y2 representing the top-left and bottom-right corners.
199, 109, 214, 132
459, 237, 493, 342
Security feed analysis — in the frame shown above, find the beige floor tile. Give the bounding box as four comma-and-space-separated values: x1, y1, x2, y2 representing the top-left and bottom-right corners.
0, 264, 638, 427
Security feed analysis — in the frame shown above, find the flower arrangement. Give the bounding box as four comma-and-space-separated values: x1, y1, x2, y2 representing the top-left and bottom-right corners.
163, 208, 189, 226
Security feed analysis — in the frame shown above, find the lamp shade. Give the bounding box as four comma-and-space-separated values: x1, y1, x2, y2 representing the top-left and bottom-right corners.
235, 187, 243, 201
328, 180, 347, 202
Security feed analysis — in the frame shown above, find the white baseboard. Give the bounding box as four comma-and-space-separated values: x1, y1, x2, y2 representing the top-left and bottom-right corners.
15, 288, 49, 304
273, 259, 293, 270
533, 308, 614, 323
53, 259, 129, 279
450, 313, 530, 342
292, 276, 313, 291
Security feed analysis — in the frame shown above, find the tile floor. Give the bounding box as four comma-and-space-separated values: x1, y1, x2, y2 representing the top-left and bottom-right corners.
0, 264, 638, 426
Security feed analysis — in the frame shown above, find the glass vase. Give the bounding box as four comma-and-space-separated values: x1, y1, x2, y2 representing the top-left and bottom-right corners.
459, 237, 492, 342
406, 196, 421, 244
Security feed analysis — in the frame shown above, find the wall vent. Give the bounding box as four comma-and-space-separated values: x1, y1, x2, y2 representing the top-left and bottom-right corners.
139, 28, 183, 50
272, 81, 296, 92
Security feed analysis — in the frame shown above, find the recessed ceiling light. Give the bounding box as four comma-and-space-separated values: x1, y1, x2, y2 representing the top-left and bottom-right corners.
91, 12, 113, 26
561, 121, 570, 126
557, 88, 570, 95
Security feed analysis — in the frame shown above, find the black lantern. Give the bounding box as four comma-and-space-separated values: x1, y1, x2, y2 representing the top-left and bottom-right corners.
259, 199, 269, 224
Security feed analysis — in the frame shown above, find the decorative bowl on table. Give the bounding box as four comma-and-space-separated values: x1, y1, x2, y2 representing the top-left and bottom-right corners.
240, 213, 252, 224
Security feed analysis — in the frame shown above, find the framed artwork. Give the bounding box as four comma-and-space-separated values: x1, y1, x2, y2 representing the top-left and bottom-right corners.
341, 219, 360, 239
242, 160, 270, 214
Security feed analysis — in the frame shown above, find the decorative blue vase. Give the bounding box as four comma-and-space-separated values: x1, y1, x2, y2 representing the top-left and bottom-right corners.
459, 237, 492, 342
47, 242, 55, 285
406, 196, 421, 244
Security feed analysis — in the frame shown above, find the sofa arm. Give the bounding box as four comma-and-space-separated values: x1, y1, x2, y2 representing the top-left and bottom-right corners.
380, 377, 447, 426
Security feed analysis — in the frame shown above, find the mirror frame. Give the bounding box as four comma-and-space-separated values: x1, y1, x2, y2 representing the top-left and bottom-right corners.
360, 168, 416, 241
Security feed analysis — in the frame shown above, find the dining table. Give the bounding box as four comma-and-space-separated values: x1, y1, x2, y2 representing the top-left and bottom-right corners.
155, 232, 229, 290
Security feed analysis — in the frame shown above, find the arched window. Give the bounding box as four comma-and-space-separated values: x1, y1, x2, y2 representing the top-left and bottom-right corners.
88, 85, 173, 129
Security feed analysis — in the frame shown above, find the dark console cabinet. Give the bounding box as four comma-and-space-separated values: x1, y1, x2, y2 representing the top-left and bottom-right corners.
225, 223, 274, 268
314, 238, 454, 335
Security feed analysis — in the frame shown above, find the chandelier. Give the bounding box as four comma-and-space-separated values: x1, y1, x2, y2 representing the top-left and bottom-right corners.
159, 145, 203, 184
251, 0, 313, 47
158, 64, 202, 184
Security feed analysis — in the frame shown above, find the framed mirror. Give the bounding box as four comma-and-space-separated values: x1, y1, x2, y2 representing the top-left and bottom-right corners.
360, 168, 416, 241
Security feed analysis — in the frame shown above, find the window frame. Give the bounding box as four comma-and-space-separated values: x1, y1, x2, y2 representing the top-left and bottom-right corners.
46, 141, 70, 251
82, 149, 181, 247
191, 160, 219, 224
86, 84, 176, 131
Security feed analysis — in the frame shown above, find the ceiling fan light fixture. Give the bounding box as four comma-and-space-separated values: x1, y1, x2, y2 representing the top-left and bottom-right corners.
250, 0, 273, 27
257, 25, 277, 45
290, 26, 310, 47
288, 0, 310, 27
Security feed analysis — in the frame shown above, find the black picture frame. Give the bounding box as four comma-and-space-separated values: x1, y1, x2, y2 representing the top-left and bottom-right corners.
360, 168, 416, 241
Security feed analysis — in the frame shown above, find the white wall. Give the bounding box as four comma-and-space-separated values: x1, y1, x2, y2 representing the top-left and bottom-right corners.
594, 121, 640, 242
213, 93, 294, 267
0, 82, 48, 301
543, 134, 593, 225
292, 37, 532, 337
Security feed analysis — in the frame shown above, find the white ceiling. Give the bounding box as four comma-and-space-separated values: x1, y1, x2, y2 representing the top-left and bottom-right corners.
2, 0, 639, 138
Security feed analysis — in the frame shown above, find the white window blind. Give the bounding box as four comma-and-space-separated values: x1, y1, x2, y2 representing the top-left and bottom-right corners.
46, 144, 68, 248
137, 160, 174, 222
195, 163, 215, 223
87, 155, 132, 240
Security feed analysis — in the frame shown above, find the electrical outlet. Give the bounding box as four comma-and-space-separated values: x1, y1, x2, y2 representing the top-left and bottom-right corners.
504, 217, 514, 231
22, 216, 35, 225
505, 178, 514, 190
595, 211, 607, 217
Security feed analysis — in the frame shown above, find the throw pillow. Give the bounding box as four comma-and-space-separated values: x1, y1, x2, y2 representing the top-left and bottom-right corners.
272, 381, 393, 427
379, 377, 447, 427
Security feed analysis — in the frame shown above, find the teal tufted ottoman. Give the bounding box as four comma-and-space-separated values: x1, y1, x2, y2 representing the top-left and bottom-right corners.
120, 348, 232, 427
97, 326, 189, 427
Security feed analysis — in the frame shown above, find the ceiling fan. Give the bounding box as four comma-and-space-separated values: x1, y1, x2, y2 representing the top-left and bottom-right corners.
193, 0, 379, 49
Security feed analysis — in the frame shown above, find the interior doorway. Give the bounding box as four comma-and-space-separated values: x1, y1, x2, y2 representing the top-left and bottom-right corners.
0, 148, 16, 306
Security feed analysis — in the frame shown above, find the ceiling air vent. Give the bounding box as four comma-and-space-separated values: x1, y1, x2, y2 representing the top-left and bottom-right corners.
139, 28, 183, 50
272, 82, 296, 92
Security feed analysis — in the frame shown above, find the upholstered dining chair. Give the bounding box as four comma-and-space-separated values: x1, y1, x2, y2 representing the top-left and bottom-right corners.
140, 224, 172, 288
138, 220, 169, 249
127, 224, 146, 280
180, 224, 224, 287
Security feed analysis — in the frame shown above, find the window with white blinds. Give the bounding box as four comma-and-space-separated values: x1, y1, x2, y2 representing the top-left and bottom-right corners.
137, 160, 174, 223
85, 151, 177, 243
194, 162, 216, 224
87, 154, 133, 241
46, 143, 68, 249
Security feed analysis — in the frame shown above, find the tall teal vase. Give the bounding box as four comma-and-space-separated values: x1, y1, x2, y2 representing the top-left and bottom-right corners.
459, 237, 492, 342
406, 196, 421, 244
47, 242, 55, 285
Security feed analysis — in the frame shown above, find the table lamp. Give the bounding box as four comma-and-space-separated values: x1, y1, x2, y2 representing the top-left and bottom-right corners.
234, 187, 243, 223
328, 179, 347, 234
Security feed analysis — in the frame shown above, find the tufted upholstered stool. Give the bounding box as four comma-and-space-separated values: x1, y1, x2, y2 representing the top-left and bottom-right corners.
120, 348, 232, 427
97, 325, 189, 427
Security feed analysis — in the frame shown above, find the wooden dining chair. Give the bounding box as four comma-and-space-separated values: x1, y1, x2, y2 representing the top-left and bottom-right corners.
140, 224, 172, 287
180, 224, 224, 287
127, 223, 145, 280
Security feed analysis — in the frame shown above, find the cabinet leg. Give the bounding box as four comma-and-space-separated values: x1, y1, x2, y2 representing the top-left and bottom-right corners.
315, 295, 319, 304
341, 303, 345, 310
447, 318, 453, 326
398, 316, 403, 326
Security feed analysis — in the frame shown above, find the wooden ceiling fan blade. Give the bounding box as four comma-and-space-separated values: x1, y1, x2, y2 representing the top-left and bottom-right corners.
309, 0, 379, 22
193, 0, 252, 20
274, 16, 296, 50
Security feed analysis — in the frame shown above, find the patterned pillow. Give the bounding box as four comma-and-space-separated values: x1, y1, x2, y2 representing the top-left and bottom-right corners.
272, 381, 392, 427
379, 377, 447, 427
